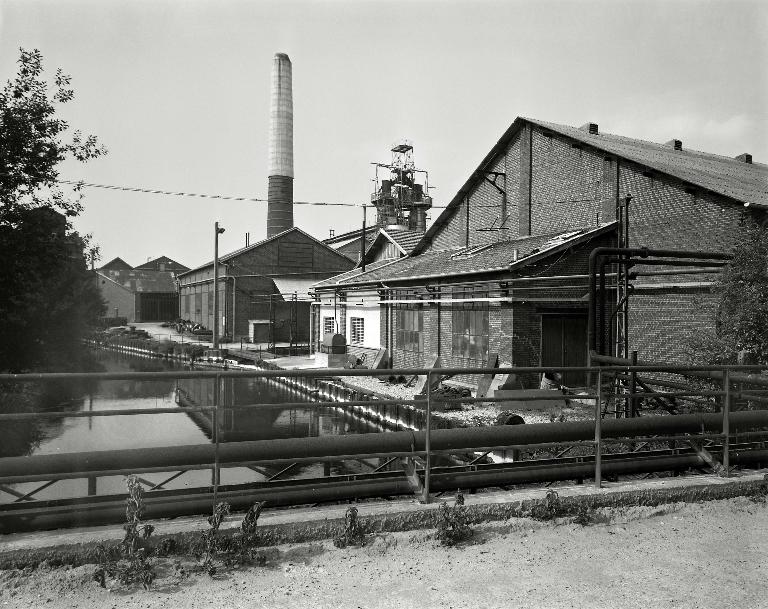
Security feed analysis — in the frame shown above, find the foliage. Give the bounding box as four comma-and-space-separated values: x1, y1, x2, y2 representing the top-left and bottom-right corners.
684, 217, 768, 365
529, 489, 562, 521
0, 49, 106, 373
1, 48, 105, 217
333, 506, 367, 548
94, 476, 156, 590
435, 490, 473, 546
197, 502, 231, 576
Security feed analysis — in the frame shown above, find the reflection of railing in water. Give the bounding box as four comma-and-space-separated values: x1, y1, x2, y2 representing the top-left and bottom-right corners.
1, 362, 767, 532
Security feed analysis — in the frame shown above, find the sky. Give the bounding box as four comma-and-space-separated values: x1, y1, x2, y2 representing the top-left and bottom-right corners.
1, 0, 766, 269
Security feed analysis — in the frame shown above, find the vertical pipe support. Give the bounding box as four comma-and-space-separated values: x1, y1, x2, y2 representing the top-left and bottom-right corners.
595, 368, 603, 488
629, 350, 638, 418
423, 370, 433, 503
723, 369, 730, 477
212, 373, 221, 507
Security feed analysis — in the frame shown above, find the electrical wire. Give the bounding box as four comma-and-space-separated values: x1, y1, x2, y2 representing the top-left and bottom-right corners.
57, 179, 450, 208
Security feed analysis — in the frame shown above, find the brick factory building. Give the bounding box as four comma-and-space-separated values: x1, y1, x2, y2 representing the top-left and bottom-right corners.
177, 227, 354, 344
311, 117, 767, 385
96, 256, 189, 323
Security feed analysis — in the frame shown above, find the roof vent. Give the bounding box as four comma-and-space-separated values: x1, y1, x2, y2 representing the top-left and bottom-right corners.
580, 122, 599, 135
735, 153, 753, 164
665, 139, 683, 151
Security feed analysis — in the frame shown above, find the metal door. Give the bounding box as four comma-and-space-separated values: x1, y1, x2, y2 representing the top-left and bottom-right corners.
541, 315, 588, 386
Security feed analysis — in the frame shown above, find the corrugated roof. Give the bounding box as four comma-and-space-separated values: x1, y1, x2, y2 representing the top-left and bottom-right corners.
97, 269, 177, 293
525, 118, 768, 209
317, 223, 614, 288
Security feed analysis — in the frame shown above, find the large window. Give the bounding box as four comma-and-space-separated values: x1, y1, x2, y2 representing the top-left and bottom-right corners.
451, 286, 489, 360
323, 316, 336, 337
350, 317, 364, 345
396, 306, 423, 353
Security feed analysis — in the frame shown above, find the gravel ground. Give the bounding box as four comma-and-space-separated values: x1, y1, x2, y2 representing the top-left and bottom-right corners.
344, 376, 596, 427
1, 496, 765, 608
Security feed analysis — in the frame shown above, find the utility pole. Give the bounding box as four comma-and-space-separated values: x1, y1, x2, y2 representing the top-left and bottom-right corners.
361, 205, 367, 272
213, 221, 225, 349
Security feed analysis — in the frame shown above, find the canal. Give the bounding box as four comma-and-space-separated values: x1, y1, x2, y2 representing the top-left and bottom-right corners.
1, 351, 405, 503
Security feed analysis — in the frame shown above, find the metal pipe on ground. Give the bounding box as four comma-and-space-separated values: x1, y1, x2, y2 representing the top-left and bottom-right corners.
3, 449, 767, 533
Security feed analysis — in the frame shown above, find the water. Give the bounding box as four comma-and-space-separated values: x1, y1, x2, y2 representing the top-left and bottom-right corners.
1, 351, 395, 503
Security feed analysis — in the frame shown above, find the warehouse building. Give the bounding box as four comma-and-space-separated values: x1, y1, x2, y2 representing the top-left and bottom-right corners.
177, 227, 354, 345
312, 117, 767, 384
96, 256, 189, 323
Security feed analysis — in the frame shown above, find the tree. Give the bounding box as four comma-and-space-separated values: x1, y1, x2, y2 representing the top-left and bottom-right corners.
0, 48, 107, 372
684, 217, 768, 364
1, 48, 105, 218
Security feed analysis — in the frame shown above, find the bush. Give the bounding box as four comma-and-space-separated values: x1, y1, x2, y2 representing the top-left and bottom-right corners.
333, 506, 366, 548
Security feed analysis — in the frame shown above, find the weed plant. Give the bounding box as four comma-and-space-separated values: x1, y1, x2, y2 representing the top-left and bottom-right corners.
529, 489, 562, 521
333, 506, 366, 548
435, 490, 472, 546
94, 476, 156, 590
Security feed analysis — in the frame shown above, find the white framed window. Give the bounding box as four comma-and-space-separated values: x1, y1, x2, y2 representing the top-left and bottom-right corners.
323, 316, 336, 337
350, 317, 364, 345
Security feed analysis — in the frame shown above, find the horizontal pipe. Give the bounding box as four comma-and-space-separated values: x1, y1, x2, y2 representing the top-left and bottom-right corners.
2, 410, 767, 484
3, 448, 767, 533
2, 362, 766, 383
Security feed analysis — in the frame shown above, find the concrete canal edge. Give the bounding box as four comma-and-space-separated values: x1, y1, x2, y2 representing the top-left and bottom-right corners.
2, 472, 766, 570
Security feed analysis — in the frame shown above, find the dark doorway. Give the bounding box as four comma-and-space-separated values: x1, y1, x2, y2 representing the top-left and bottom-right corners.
540, 314, 588, 386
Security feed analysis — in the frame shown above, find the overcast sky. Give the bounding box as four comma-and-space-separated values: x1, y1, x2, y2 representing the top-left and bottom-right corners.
1, 0, 766, 268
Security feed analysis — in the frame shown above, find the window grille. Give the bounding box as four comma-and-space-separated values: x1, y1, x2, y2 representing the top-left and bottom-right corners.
451, 286, 489, 360
323, 317, 336, 336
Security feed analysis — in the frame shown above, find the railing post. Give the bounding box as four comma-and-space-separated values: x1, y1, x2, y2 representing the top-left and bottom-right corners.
212, 372, 221, 507
423, 370, 432, 504
722, 369, 730, 477
595, 367, 603, 488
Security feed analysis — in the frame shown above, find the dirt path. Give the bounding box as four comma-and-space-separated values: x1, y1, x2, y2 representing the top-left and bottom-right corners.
1, 497, 766, 609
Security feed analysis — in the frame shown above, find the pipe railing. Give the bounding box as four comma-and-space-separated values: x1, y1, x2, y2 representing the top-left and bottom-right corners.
1, 362, 767, 519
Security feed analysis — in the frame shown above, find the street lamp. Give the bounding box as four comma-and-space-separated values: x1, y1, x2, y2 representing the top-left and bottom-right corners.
213, 221, 226, 349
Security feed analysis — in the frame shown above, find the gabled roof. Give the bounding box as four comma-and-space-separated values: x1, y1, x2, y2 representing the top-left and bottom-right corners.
179, 227, 354, 276
96, 269, 177, 293
99, 257, 133, 271
361, 227, 425, 265
413, 117, 767, 255
525, 118, 767, 210
134, 255, 189, 272
316, 223, 615, 288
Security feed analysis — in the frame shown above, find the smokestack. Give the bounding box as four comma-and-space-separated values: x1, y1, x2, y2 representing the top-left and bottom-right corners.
267, 52, 294, 238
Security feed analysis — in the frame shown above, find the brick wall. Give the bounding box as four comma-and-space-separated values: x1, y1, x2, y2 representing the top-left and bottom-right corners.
629, 289, 719, 363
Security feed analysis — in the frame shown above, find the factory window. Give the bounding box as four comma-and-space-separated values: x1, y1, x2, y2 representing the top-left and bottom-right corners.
195, 293, 203, 316
350, 317, 364, 345
207, 290, 213, 317
323, 316, 336, 337
396, 306, 423, 353
451, 286, 489, 361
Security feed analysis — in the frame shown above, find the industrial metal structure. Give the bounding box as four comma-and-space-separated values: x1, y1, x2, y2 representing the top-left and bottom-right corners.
371, 142, 433, 232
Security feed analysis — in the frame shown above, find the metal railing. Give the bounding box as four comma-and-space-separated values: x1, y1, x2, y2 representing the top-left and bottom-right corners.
1, 361, 767, 531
